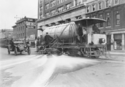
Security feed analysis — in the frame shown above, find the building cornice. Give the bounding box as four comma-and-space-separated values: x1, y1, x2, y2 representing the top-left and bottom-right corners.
37, 4, 86, 23
16, 17, 37, 24
85, 3, 125, 15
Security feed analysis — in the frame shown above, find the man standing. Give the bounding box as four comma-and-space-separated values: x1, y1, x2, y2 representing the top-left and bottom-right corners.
92, 24, 100, 33
76, 22, 83, 42
44, 32, 53, 48
36, 38, 40, 52
9, 38, 15, 50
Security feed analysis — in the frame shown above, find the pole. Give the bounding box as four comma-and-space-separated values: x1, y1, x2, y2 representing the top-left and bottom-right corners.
24, 16, 27, 43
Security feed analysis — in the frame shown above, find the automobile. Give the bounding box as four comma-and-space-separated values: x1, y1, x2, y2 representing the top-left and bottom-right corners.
7, 40, 31, 55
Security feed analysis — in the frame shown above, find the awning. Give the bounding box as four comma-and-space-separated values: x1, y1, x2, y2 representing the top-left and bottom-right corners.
72, 18, 106, 27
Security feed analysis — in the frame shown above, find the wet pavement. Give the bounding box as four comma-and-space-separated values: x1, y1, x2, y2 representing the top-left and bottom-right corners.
0, 54, 100, 87
0, 47, 125, 87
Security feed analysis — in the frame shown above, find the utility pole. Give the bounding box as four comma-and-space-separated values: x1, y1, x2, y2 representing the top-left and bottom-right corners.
24, 16, 27, 43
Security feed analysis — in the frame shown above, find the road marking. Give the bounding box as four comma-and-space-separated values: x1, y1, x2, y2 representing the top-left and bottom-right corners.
0, 55, 44, 70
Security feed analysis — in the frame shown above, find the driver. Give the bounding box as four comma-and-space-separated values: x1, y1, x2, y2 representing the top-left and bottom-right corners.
76, 22, 83, 42
92, 24, 100, 33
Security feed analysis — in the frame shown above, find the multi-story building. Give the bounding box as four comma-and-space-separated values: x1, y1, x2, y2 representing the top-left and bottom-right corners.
37, 0, 87, 28
13, 17, 37, 41
85, 0, 125, 51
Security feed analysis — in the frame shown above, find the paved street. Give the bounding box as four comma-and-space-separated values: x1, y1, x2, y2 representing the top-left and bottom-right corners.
0, 47, 125, 87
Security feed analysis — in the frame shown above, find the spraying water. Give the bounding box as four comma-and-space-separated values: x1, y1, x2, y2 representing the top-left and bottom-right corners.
30, 54, 99, 87
2, 54, 99, 87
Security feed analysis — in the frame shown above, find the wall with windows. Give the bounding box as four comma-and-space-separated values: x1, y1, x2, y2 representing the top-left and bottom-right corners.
85, 0, 125, 50
38, 0, 45, 19
13, 18, 37, 40
86, 0, 125, 30
38, 0, 86, 20
44, 0, 73, 17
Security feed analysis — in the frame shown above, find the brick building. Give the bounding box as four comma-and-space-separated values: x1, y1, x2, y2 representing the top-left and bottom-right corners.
85, 0, 125, 51
13, 17, 37, 41
37, 0, 87, 28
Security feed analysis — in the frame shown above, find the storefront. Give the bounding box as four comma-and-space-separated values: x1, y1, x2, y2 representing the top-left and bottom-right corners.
113, 34, 122, 50
110, 31, 125, 51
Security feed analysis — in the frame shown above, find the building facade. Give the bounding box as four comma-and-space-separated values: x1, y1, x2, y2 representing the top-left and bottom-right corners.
37, 0, 87, 28
13, 17, 37, 41
38, 0, 87, 19
85, 0, 125, 51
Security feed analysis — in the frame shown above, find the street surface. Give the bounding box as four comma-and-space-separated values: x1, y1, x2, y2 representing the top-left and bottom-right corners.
0, 47, 125, 87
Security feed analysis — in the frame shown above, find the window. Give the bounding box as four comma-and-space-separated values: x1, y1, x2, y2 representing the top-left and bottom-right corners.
40, 7, 43, 10
46, 4, 49, 9
106, 0, 109, 7
114, 0, 119, 5
106, 12, 111, 26
87, 6, 90, 13
114, 34, 122, 50
58, 6, 63, 12
99, 14, 103, 27
63, 6, 66, 11
46, 12, 50, 17
51, 10, 56, 15
98, 2, 102, 10
66, 3, 71, 9
52, 0, 56, 7
92, 4, 96, 11
40, 0, 43, 4
116, 11, 120, 25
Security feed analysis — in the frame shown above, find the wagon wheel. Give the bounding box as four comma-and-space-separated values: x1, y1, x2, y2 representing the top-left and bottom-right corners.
14, 47, 17, 55
80, 48, 85, 57
27, 46, 31, 55
7, 47, 10, 54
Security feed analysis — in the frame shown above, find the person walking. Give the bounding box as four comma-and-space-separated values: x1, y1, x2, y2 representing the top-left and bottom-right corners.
9, 38, 15, 50
36, 38, 40, 52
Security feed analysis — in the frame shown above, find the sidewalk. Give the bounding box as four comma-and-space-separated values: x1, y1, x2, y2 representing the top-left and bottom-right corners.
107, 50, 125, 55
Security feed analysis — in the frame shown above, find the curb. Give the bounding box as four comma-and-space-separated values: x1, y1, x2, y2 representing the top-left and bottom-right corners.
107, 51, 125, 55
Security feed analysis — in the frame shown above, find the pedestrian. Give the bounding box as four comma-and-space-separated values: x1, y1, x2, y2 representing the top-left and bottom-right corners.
9, 38, 15, 50
36, 38, 40, 52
